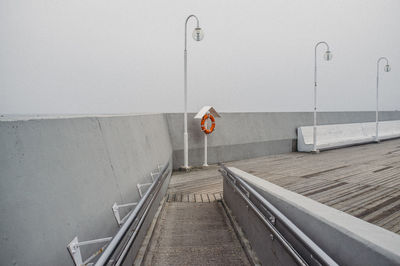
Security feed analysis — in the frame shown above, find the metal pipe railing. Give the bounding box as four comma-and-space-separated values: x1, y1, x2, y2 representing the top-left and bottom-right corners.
219, 164, 338, 266
95, 162, 170, 266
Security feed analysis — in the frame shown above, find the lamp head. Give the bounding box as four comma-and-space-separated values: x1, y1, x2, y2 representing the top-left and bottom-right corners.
324, 50, 333, 61
384, 64, 391, 72
192, 27, 204, 41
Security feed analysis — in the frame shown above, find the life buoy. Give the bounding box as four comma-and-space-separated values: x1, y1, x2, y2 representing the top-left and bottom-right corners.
201, 114, 216, 134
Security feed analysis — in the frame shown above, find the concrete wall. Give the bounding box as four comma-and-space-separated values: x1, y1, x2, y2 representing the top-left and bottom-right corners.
0, 114, 172, 266
167, 111, 400, 168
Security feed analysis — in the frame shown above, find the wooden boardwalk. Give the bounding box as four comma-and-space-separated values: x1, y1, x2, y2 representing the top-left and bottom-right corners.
167, 165, 222, 203
168, 138, 400, 234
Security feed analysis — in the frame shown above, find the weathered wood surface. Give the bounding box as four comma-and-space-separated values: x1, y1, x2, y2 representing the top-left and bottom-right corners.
167, 165, 222, 203
168, 139, 400, 234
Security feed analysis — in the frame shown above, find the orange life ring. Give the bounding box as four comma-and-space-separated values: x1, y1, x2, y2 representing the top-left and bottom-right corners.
201, 114, 216, 134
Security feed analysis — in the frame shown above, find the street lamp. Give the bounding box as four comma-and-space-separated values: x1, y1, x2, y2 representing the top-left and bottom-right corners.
375, 57, 391, 142
183, 15, 204, 169
313, 41, 333, 153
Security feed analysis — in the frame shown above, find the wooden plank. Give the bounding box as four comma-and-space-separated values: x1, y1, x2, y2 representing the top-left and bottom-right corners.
391, 222, 400, 233
209, 193, 216, 202
189, 194, 196, 203
176, 193, 182, 202
201, 194, 209, 203
215, 193, 222, 201
377, 211, 400, 227
182, 194, 189, 202
195, 194, 202, 203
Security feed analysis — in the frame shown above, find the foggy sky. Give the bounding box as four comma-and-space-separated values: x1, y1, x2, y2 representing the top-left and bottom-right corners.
0, 0, 399, 114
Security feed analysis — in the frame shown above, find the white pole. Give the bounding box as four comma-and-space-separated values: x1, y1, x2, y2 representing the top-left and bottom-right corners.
313, 41, 330, 153
376, 66, 379, 142
375, 57, 390, 142
313, 80, 317, 152
183, 15, 200, 170
203, 119, 208, 167
204, 134, 208, 167
184, 49, 188, 168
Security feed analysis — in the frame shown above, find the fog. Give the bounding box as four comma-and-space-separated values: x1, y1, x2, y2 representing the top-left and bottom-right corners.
0, 0, 399, 114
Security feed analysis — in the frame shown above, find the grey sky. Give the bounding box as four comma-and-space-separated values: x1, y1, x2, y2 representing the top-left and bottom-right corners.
0, 0, 399, 114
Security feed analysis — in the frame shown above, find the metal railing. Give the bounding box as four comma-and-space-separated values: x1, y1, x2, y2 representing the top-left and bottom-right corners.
68, 162, 170, 265
219, 164, 338, 266
93, 162, 170, 266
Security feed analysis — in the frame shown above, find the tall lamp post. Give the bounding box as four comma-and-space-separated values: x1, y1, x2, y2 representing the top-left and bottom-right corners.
183, 15, 204, 169
313, 41, 333, 153
375, 57, 391, 142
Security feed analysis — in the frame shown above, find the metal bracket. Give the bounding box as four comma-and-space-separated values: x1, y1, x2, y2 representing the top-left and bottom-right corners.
67, 236, 112, 266
260, 204, 276, 225
150, 171, 158, 182
137, 183, 152, 198
112, 202, 138, 226
239, 184, 250, 198
310, 254, 323, 266
150, 164, 162, 181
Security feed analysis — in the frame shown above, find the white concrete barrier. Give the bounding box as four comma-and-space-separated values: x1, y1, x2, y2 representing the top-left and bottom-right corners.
228, 167, 400, 266
297, 120, 400, 152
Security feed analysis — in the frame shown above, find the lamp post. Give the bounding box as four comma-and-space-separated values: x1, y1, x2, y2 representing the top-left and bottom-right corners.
375, 57, 391, 142
313, 41, 333, 153
183, 15, 204, 169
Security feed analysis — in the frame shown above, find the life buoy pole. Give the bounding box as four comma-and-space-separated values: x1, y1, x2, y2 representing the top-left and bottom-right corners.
204, 121, 208, 166
200, 114, 216, 166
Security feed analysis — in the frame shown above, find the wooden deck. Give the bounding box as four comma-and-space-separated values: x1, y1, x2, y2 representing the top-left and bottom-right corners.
168, 138, 400, 234
167, 165, 222, 203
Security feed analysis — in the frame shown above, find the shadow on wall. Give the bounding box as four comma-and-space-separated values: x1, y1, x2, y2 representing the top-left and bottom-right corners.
0, 114, 172, 266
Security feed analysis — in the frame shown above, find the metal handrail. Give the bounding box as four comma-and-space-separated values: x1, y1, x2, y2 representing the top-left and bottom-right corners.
95, 162, 170, 266
219, 164, 338, 266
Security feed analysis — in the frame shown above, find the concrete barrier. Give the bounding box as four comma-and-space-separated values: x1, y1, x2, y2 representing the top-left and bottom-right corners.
228, 167, 400, 266
0, 114, 172, 266
167, 111, 400, 168
298, 120, 400, 152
